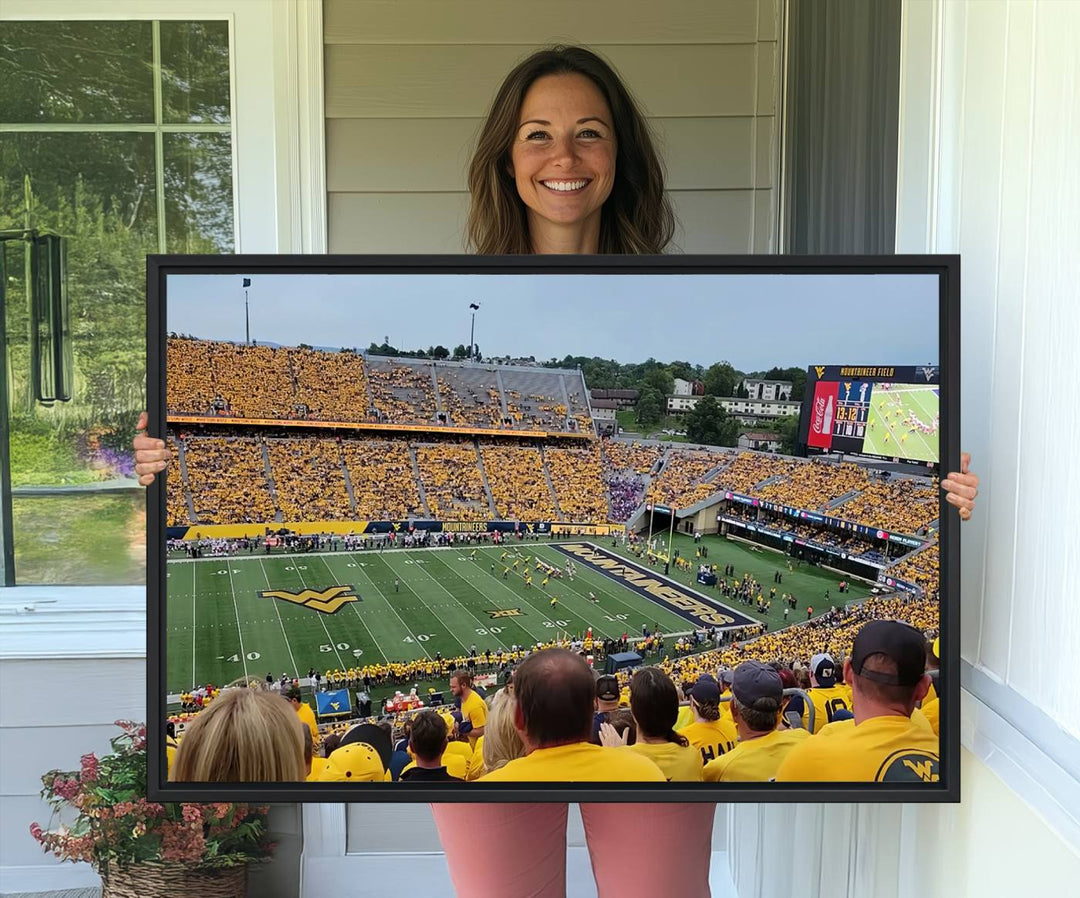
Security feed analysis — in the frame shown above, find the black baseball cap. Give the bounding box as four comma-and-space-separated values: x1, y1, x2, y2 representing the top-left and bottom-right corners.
595, 675, 620, 702
339, 722, 393, 772
851, 620, 927, 687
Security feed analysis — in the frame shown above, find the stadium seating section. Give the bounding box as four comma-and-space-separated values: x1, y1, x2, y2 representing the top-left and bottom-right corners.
266, 438, 354, 522
341, 437, 424, 520
167, 338, 943, 602
543, 444, 608, 522
167, 338, 594, 435
415, 441, 491, 522
480, 443, 560, 521
182, 436, 277, 525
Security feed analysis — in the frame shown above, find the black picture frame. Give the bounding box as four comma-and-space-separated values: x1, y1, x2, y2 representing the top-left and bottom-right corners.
147, 253, 960, 804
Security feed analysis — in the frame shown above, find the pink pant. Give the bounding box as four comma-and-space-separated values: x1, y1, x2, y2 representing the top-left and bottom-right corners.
431, 802, 716, 898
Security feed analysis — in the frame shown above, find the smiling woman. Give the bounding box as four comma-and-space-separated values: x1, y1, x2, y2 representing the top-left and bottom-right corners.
466, 46, 674, 255
509, 73, 617, 252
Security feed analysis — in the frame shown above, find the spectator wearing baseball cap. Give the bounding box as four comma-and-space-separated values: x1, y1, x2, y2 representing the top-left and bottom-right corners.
676, 675, 737, 766
317, 723, 393, 782
703, 662, 809, 782
600, 668, 702, 781
776, 620, 939, 782
590, 674, 622, 744
803, 652, 853, 734
478, 649, 665, 782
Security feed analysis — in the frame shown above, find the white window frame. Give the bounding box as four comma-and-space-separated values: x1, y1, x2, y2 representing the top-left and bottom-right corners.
0, 7, 328, 893
0, 0, 325, 644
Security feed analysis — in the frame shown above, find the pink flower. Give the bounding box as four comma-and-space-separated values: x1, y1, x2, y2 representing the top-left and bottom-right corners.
160, 821, 206, 863
181, 805, 202, 825
29, 822, 43, 842
52, 777, 80, 801
80, 753, 99, 782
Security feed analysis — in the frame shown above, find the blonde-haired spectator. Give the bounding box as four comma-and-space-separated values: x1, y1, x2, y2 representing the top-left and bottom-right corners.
170, 687, 306, 782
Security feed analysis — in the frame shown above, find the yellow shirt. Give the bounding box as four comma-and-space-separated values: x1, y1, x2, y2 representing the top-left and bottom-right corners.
678, 718, 738, 766
702, 729, 810, 782
674, 705, 694, 731
479, 742, 666, 782
807, 684, 854, 733
466, 736, 486, 781
444, 740, 474, 763
626, 741, 703, 782
296, 701, 318, 743
918, 700, 939, 736
307, 756, 330, 782
401, 753, 467, 780
461, 690, 488, 744
775, 715, 940, 783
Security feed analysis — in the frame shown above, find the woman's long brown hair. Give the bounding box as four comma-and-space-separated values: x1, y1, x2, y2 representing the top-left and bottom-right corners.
467, 46, 675, 255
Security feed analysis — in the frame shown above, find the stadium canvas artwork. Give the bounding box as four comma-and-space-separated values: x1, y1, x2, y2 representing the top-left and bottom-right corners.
149, 257, 958, 802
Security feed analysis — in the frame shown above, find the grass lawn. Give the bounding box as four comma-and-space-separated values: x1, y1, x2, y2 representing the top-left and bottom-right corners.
12, 491, 145, 584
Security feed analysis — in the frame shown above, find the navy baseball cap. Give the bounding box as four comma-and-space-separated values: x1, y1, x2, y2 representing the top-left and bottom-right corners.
690, 675, 721, 704
731, 661, 783, 707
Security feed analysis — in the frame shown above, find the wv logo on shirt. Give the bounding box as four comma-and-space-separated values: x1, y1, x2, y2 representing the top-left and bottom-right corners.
487, 608, 524, 619
260, 585, 358, 615
876, 750, 940, 783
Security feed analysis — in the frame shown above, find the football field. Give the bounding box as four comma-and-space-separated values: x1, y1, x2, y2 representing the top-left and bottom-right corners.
167, 543, 729, 695
863, 385, 939, 463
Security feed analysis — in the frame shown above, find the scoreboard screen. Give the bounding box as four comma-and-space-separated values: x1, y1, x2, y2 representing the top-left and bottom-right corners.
798, 365, 940, 465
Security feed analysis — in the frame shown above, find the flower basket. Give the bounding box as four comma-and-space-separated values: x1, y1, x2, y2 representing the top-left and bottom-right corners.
101, 861, 247, 898
31, 721, 274, 889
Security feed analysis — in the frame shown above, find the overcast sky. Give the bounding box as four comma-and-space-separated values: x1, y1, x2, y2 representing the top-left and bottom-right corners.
167, 272, 939, 372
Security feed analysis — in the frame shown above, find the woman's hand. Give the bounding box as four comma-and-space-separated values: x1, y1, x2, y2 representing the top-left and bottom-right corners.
598, 721, 629, 748
133, 411, 170, 486
942, 452, 979, 521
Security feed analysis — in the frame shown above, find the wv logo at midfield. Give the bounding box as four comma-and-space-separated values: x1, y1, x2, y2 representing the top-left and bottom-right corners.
260, 585, 358, 614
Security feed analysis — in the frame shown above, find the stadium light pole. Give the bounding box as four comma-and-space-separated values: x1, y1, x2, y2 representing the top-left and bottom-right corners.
667, 507, 676, 564
469, 302, 480, 360
243, 277, 251, 344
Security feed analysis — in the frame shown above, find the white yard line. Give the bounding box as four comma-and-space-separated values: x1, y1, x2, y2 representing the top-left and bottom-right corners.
331, 552, 415, 663
191, 562, 197, 688
369, 554, 474, 656
384, 551, 509, 648
225, 564, 249, 682
257, 558, 299, 677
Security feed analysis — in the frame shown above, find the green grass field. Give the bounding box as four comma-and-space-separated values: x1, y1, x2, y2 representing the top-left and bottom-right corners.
863, 385, 939, 463
166, 534, 860, 698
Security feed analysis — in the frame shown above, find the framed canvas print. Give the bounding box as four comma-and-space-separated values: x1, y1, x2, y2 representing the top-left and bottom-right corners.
147, 254, 960, 803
